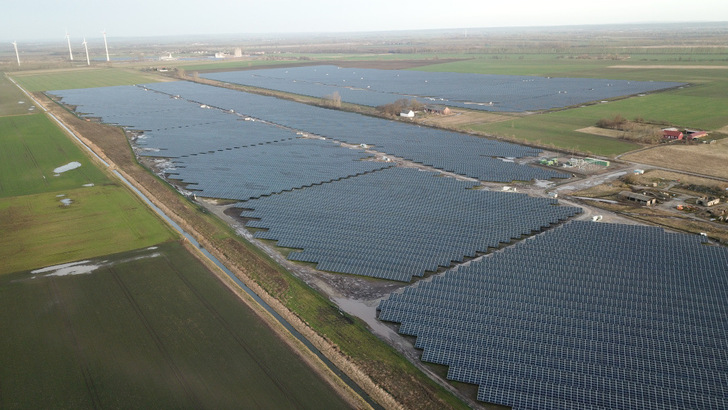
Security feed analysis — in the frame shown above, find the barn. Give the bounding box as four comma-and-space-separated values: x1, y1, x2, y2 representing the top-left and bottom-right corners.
662, 129, 683, 140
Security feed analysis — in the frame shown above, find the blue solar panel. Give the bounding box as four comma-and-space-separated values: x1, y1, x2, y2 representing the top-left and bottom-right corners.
140, 81, 570, 183
378, 221, 728, 408
202, 65, 684, 112
240, 167, 580, 281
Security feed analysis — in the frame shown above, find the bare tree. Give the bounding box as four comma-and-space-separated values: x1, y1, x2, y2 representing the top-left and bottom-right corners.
323, 91, 341, 108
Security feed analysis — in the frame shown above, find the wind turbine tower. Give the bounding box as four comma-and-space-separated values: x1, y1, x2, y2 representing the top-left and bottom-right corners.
66, 32, 74, 61
82, 38, 90, 66
12, 41, 20, 66
102, 30, 109, 62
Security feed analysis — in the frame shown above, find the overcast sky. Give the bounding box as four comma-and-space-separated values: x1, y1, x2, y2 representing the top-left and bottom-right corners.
3, 0, 727, 42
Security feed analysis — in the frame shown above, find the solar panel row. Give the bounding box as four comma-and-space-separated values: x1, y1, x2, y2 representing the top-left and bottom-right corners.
53, 81, 568, 183
140, 81, 570, 183
378, 221, 728, 408
167, 139, 392, 200
52, 86, 298, 159
202, 65, 684, 112
240, 167, 581, 282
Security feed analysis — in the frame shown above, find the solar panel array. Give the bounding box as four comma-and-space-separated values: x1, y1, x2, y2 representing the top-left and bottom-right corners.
51, 86, 296, 158
52, 86, 392, 199
202, 65, 684, 112
240, 167, 581, 282
166, 139, 392, 200
141, 81, 570, 182
378, 221, 728, 408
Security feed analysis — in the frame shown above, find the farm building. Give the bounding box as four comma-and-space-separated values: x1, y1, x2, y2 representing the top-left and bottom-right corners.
400, 110, 415, 118
662, 129, 683, 140
424, 105, 452, 115
686, 130, 708, 140
697, 197, 720, 207
619, 191, 656, 206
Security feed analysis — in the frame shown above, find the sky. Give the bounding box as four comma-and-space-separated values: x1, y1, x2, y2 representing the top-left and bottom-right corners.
3, 0, 727, 42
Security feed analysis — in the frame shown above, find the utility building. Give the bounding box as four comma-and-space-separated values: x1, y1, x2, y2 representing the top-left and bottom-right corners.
619, 191, 656, 206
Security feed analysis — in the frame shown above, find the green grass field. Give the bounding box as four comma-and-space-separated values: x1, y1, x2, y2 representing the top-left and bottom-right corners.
9, 68, 163, 92
0, 111, 176, 274
0, 241, 351, 409
0, 185, 177, 275
468, 114, 642, 156
0, 75, 36, 116
0, 114, 110, 198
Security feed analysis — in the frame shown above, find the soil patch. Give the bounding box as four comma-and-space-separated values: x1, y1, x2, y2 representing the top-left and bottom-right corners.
576, 126, 624, 138
418, 109, 514, 129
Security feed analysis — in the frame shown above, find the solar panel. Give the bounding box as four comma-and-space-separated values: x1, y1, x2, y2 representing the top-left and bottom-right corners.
202, 65, 684, 112
239, 167, 580, 282
378, 221, 728, 408
141, 81, 571, 183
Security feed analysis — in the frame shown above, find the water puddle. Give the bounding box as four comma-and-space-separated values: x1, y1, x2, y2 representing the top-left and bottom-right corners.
60, 198, 73, 206
53, 161, 82, 174
29, 251, 162, 279
31, 260, 100, 277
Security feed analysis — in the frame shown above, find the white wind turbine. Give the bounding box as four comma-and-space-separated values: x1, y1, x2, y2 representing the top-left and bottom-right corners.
101, 30, 109, 62
82, 37, 90, 66
12, 41, 20, 66
66, 31, 74, 61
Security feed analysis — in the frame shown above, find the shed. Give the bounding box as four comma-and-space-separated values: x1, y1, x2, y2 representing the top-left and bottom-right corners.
400, 110, 415, 118
619, 191, 656, 206
686, 130, 708, 140
424, 105, 452, 115
697, 197, 720, 207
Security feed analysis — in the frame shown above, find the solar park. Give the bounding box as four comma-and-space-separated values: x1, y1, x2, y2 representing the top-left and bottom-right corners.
54, 81, 569, 183
378, 221, 728, 409
49, 76, 727, 407
51, 81, 578, 281
202, 65, 684, 112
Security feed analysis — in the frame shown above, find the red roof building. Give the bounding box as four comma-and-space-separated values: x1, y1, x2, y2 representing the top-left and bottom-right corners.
663, 130, 683, 140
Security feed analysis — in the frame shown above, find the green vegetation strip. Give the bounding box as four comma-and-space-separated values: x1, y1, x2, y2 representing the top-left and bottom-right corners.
0, 242, 351, 409
9, 68, 162, 92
